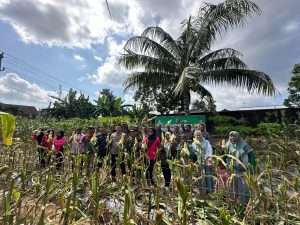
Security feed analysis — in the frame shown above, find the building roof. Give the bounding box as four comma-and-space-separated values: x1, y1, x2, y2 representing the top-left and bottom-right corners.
0, 102, 38, 117
222, 105, 289, 112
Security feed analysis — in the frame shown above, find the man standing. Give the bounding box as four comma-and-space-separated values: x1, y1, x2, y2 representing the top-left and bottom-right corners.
95, 126, 108, 168
109, 125, 126, 181
195, 123, 210, 140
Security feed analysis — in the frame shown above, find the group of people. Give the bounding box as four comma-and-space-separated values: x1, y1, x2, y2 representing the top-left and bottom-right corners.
32, 122, 256, 204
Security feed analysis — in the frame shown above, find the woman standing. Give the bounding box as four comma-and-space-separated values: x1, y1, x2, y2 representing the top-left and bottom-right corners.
41, 129, 54, 167
109, 125, 126, 181
226, 131, 256, 204
69, 128, 84, 169
95, 126, 108, 168
53, 130, 66, 170
143, 128, 160, 186
160, 132, 172, 187
192, 130, 214, 194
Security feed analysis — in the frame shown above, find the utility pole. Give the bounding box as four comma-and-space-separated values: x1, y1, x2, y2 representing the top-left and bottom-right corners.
58, 84, 62, 99
0, 52, 5, 72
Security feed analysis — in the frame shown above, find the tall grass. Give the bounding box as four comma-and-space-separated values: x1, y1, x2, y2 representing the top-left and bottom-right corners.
0, 118, 299, 224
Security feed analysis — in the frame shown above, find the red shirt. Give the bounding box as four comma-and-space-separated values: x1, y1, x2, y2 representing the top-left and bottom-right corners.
41, 134, 53, 150
53, 137, 66, 152
143, 136, 160, 160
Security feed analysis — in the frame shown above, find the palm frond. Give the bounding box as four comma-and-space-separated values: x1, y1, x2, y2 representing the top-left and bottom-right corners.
124, 36, 176, 60
192, 83, 213, 100
191, 0, 261, 57
142, 27, 181, 60
124, 72, 175, 92
201, 56, 248, 71
198, 48, 242, 63
185, 67, 276, 95
199, 0, 261, 35
119, 52, 176, 74
191, 83, 215, 111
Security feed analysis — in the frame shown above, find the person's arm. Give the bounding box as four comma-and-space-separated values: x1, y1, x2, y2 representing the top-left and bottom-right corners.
245, 144, 256, 173
70, 132, 76, 144
205, 141, 213, 165
181, 123, 185, 132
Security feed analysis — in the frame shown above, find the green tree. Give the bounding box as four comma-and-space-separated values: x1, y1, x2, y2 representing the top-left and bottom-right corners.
123, 103, 150, 124
120, 0, 275, 113
45, 88, 95, 119
191, 97, 216, 112
284, 64, 300, 107
94, 89, 123, 117
134, 86, 181, 114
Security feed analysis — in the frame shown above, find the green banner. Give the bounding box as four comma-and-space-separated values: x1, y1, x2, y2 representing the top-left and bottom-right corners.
155, 115, 206, 126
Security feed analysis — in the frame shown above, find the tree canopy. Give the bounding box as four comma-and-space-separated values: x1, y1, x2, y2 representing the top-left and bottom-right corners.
43, 88, 129, 119
284, 64, 300, 108
120, 0, 275, 113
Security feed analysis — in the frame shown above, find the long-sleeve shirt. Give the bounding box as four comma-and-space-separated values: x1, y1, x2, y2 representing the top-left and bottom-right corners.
70, 133, 84, 154
109, 132, 123, 155
191, 138, 213, 166
53, 137, 66, 152
143, 136, 161, 160
96, 133, 108, 155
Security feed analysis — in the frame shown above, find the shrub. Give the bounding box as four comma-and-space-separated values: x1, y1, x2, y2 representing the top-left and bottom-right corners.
98, 115, 131, 127
255, 122, 282, 136
214, 125, 256, 136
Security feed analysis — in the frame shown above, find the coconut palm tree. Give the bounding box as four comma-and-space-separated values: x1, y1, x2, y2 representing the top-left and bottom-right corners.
120, 0, 275, 112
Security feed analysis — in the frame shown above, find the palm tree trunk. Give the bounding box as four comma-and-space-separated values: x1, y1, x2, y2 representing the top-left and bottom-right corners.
181, 92, 190, 114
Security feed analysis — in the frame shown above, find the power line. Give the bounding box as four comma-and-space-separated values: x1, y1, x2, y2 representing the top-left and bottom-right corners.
5, 66, 59, 91
5, 53, 94, 97
4, 59, 60, 90
1, 50, 95, 97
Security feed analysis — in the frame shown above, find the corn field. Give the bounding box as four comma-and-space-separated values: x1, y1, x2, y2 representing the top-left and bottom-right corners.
0, 118, 300, 225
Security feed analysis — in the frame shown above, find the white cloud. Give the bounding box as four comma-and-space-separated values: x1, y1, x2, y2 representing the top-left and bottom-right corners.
0, 72, 57, 108
283, 20, 300, 33
205, 86, 285, 111
89, 37, 127, 87
94, 55, 103, 62
0, 0, 128, 48
0, 0, 209, 48
73, 54, 85, 61
0, 0, 299, 111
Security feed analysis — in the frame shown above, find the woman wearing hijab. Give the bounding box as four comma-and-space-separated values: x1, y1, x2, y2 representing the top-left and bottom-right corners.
143, 128, 160, 186
191, 130, 214, 194
53, 130, 66, 170
226, 131, 256, 204
41, 129, 54, 167
160, 131, 172, 187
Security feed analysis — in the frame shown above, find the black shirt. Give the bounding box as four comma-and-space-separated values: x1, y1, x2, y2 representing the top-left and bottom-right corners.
96, 133, 107, 155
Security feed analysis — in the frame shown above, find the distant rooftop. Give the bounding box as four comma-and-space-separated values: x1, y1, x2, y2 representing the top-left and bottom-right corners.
225, 105, 288, 112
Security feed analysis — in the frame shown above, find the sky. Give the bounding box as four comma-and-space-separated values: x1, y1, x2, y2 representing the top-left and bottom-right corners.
0, 0, 299, 111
